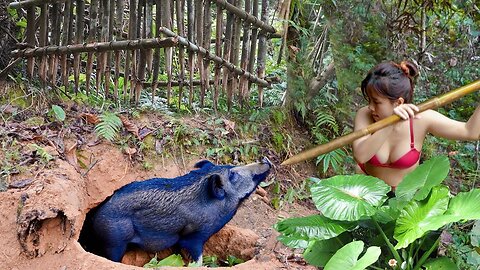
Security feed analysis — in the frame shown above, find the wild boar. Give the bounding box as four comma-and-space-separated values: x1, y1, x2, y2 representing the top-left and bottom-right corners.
79, 158, 272, 264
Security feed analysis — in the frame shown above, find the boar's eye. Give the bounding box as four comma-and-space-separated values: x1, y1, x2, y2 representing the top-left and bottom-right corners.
229, 171, 239, 183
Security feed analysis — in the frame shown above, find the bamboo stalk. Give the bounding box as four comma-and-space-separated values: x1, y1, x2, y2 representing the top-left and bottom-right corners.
213, 3, 223, 112
151, 0, 162, 104
223, 0, 234, 108
164, 0, 173, 104
86, 0, 99, 95
214, 0, 275, 33
176, 0, 185, 108
102, 0, 112, 97
281, 79, 480, 166
187, 0, 194, 106
239, 0, 251, 107
159, 27, 269, 87
134, 0, 147, 104
247, 0, 259, 90
25, 6, 35, 78
9, 0, 65, 9
38, 4, 48, 82
230, 0, 242, 108
128, 0, 138, 103
203, 0, 212, 108
74, 0, 85, 93
113, 0, 124, 100
256, 0, 268, 107
195, 0, 204, 106
49, 3, 60, 83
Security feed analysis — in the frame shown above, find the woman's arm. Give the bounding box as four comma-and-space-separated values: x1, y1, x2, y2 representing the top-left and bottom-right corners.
352, 107, 394, 163
424, 105, 480, 140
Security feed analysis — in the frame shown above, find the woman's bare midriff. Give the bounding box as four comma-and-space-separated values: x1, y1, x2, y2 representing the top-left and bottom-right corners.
362, 162, 419, 188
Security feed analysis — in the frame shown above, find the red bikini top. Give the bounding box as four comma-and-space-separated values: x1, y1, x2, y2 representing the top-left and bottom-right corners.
364, 118, 421, 169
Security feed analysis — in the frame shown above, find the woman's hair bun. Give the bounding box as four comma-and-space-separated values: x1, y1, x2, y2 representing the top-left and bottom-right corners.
398, 61, 419, 78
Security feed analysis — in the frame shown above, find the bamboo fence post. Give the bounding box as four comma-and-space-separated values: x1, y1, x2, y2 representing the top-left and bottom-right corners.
38, 3, 48, 83
128, 0, 138, 103
145, 1, 154, 78
187, 0, 195, 106
247, 0, 259, 90
61, 0, 72, 89
151, 0, 162, 104
136, 0, 147, 104
50, 3, 61, 84
256, 0, 268, 107
281, 79, 480, 166
74, 0, 85, 93
230, 0, 242, 108
96, 0, 105, 95
25, 5, 36, 78
104, 0, 115, 99
176, 0, 186, 109
203, 0, 212, 108
113, 0, 125, 100
239, 0, 251, 107
161, 0, 173, 104
223, 0, 234, 110
214, 2, 223, 112
86, 0, 98, 95
195, 0, 204, 106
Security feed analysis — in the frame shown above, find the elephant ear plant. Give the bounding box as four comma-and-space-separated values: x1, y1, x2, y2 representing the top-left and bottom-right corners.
275, 156, 480, 270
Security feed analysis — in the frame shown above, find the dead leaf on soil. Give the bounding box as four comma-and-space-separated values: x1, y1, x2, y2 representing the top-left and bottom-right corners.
138, 126, 154, 140
65, 142, 80, 171
118, 115, 140, 139
79, 112, 100, 125
223, 119, 236, 133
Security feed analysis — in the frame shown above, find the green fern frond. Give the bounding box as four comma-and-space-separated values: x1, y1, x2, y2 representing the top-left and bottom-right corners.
314, 109, 339, 134
316, 148, 347, 174
95, 112, 123, 142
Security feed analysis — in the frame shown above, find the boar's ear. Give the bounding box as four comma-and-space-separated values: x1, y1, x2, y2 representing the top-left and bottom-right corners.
194, 160, 215, 170
208, 174, 225, 200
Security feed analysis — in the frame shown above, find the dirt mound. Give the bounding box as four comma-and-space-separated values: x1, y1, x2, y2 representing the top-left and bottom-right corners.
0, 138, 318, 269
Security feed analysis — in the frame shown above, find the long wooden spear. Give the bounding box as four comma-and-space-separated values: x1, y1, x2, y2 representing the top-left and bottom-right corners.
281, 79, 480, 166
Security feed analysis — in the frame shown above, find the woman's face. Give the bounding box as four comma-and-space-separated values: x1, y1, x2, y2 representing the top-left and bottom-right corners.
366, 88, 397, 121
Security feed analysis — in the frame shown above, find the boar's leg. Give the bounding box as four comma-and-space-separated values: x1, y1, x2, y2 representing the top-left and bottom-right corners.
177, 234, 206, 264
104, 241, 128, 262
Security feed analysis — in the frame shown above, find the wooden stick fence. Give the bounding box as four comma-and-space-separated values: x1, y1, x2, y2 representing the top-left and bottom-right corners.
9, 0, 277, 109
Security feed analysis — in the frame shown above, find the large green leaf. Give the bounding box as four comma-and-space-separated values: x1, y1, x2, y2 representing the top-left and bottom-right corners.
324, 241, 380, 270
422, 257, 459, 270
394, 186, 450, 249
276, 235, 309, 249
303, 238, 345, 267
310, 175, 390, 221
396, 156, 450, 204
421, 189, 480, 233
275, 214, 356, 241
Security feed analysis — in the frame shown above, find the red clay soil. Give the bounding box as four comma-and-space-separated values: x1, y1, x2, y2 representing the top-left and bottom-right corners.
0, 140, 318, 270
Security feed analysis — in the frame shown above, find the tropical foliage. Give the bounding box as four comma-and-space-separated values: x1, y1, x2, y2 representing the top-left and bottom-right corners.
275, 156, 480, 269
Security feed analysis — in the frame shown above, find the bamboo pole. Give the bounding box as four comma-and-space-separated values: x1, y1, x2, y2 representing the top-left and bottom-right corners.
203, 0, 212, 108
195, 0, 205, 106
281, 79, 480, 166
159, 27, 269, 87
223, 0, 234, 109
113, 0, 125, 100
74, 0, 85, 93
213, 3, 223, 112
50, 3, 61, 84
38, 3, 48, 83
86, 0, 98, 95
9, 0, 65, 9
247, 0, 259, 90
239, 0, 251, 107
135, 0, 147, 104
25, 5, 35, 78
164, 0, 173, 104
213, 0, 275, 34
176, 0, 186, 108
256, 0, 268, 107
186, 0, 195, 106
151, 0, 162, 104
12, 38, 180, 58
230, 0, 242, 108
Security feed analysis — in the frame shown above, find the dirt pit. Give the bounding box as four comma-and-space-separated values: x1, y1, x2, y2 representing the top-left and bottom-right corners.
0, 140, 318, 269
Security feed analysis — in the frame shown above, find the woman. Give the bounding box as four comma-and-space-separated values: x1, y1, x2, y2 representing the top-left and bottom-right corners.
353, 61, 480, 190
